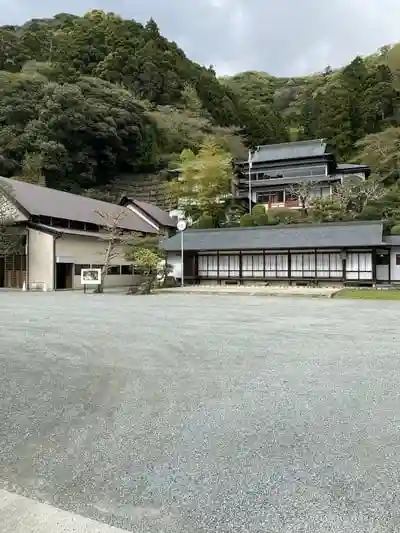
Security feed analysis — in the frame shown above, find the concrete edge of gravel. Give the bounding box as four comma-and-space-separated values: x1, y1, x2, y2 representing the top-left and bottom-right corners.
0, 490, 129, 533
154, 288, 337, 298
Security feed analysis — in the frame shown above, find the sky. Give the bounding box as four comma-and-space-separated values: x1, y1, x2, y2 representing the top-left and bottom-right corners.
1, 0, 400, 77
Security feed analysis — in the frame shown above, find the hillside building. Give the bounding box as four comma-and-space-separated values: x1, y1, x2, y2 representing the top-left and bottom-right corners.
234, 139, 370, 210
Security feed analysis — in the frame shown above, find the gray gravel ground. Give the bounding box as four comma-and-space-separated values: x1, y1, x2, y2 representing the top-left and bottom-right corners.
1, 292, 400, 532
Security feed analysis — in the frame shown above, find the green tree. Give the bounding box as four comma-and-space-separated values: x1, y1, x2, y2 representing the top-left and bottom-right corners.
0, 72, 157, 191
363, 65, 396, 133
355, 128, 400, 184
166, 138, 234, 221
358, 186, 400, 223
16, 152, 46, 185
314, 82, 354, 158
125, 234, 167, 293
340, 56, 369, 142
194, 214, 215, 229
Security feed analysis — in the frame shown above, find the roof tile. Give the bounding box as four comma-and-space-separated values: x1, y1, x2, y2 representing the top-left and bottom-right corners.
1, 177, 157, 233
162, 222, 383, 251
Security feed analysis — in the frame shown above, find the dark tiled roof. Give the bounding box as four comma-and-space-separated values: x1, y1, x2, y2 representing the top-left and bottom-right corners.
129, 198, 176, 228
1, 177, 157, 233
162, 221, 384, 251
336, 163, 371, 176
240, 139, 328, 165
383, 235, 400, 245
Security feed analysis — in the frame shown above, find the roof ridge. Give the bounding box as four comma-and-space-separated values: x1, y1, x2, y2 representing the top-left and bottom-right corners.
1, 176, 122, 208
185, 220, 383, 233
256, 139, 325, 150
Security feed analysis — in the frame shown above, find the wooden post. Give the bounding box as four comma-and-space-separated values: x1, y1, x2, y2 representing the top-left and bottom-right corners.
341, 250, 346, 282
372, 248, 377, 283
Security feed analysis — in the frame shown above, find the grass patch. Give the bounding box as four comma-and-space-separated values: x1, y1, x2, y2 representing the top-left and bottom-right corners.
334, 289, 400, 300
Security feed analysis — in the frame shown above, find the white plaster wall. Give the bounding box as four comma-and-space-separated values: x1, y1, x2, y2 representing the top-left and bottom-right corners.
56, 234, 131, 265
28, 229, 54, 290
390, 247, 400, 282
56, 234, 134, 289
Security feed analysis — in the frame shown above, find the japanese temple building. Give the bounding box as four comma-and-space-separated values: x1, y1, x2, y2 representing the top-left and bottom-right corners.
163, 221, 400, 287
234, 139, 370, 210
0, 177, 174, 290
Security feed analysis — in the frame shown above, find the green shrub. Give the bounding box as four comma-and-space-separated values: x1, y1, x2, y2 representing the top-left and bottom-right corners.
251, 204, 267, 217
240, 213, 255, 227
390, 224, 400, 235
253, 213, 270, 226
270, 208, 302, 224
194, 214, 215, 229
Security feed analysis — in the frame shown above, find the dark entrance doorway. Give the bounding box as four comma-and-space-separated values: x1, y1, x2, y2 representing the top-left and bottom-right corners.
0, 254, 26, 288
56, 262, 73, 290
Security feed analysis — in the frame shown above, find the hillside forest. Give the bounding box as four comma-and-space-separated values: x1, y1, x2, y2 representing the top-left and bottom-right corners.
1, 10, 400, 228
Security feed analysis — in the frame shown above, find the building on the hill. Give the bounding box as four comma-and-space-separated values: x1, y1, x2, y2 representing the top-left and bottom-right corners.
162, 221, 400, 286
234, 139, 370, 210
0, 178, 171, 290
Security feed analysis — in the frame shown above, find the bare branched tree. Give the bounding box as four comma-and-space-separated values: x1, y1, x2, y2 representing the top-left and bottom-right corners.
287, 180, 317, 215
333, 178, 385, 214
94, 207, 139, 293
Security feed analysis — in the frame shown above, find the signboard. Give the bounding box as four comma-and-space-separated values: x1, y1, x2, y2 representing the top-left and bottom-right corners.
177, 219, 187, 231
81, 268, 101, 285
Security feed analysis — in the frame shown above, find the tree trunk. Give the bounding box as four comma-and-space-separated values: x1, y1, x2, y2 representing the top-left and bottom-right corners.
95, 240, 114, 293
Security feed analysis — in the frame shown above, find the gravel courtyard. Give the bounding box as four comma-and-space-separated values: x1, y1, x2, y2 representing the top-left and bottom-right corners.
1, 292, 400, 532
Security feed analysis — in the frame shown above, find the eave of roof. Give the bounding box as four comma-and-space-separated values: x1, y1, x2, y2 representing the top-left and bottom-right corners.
162, 221, 384, 252
28, 222, 147, 241
336, 163, 371, 177
236, 139, 330, 166
237, 175, 337, 187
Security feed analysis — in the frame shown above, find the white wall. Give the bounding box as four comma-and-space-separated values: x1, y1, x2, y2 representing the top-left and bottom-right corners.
28, 229, 54, 290
390, 247, 400, 282
56, 234, 134, 289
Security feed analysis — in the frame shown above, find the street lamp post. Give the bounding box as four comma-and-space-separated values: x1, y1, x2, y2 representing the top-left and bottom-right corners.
248, 149, 253, 214
177, 219, 187, 287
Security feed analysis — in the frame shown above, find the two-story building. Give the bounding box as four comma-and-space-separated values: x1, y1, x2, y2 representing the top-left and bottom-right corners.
234, 139, 370, 210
